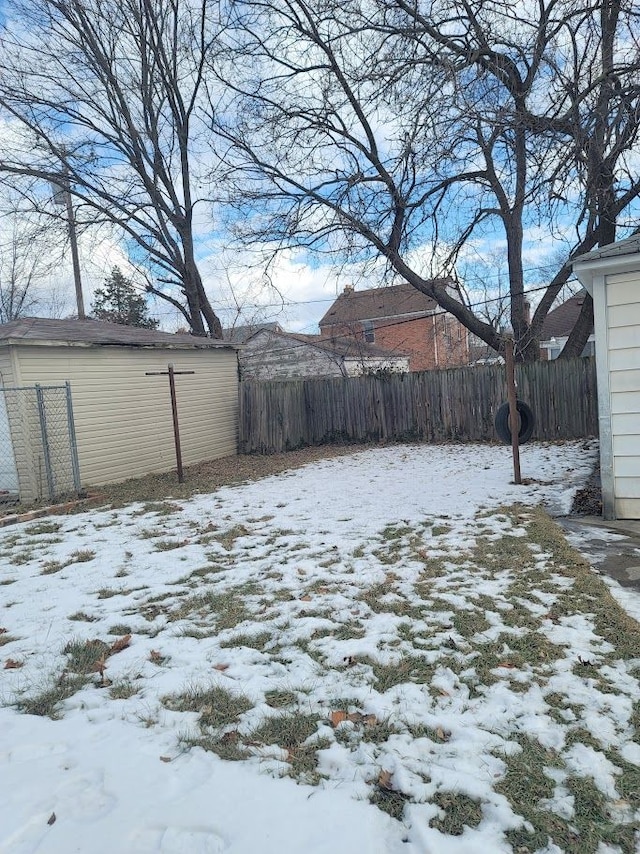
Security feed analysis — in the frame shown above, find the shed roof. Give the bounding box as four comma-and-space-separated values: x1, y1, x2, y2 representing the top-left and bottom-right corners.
319, 283, 445, 327
0, 317, 237, 350
573, 234, 640, 264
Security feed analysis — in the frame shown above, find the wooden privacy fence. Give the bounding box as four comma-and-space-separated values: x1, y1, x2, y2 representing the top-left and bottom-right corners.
239, 357, 598, 454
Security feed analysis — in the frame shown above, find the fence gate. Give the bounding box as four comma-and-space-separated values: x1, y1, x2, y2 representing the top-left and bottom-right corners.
0, 383, 82, 505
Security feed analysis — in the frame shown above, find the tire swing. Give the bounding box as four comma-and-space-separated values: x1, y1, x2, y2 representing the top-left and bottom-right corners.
494, 400, 535, 445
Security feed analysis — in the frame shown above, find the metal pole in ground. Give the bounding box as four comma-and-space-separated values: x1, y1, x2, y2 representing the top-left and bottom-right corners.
145, 364, 195, 483
504, 334, 522, 485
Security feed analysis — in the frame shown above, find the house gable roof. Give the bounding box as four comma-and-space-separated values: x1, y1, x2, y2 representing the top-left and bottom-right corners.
223, 321, 284, 343
0, 317, 237, 350
245, 328, 408, 361
319, 283, 445, 327
540, 290, 593, 340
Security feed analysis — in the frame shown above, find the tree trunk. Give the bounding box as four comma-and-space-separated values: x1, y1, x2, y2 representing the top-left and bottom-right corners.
560, 293, 594, 358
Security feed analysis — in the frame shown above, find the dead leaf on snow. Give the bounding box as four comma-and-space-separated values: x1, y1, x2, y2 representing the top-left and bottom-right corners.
0, 628, 7, 635
47, 812, 56, 826
330, 710, 348, 727
4, 658, 23, 669
435, 726, 451, 742
213, 663, 229, 672
159, 756, 172, 763
110, 634, 132, 654
149, 649, 165, 664
377, 770, 394, 790
299, 595, 312, 602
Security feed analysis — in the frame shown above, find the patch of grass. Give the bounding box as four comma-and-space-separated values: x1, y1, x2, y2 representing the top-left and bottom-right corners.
430, 524, 452, 537
109, 680, 138, 700
214, 525, 251, 551
154, 539, 188, 551
107, 623, 133, 636
362, 655, 440, 692
26, 521, 62, 535
429, 791, 483, 835
220, 631, 272, 651
249, 712, 319, 750
70, 549, 96, 563
180, 730, 250, 762
140, 501, 183, 516
264, 689, 297, 708
16, 674, 88, 718
41, 560, 64, 575
332, 622, 366, 641
63, 638, 111, 674
451, 608, 491, 638
164, 684, 253, 729
68, 611, 98, 622
286, 737, 332, 785
170, 586, 255, 630
0, 633, 18, 646
370, 782, 410, 821
0, 577, 16, 585
11, 551, 35, 565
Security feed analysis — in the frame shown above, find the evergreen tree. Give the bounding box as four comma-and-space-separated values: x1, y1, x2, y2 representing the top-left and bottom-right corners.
92, 267, 159, 329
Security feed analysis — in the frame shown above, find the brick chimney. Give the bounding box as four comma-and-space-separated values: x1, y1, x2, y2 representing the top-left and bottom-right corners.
343, 284, 354, 294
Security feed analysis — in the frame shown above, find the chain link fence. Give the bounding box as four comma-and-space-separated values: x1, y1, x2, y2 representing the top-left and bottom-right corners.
0, 383, 82, 506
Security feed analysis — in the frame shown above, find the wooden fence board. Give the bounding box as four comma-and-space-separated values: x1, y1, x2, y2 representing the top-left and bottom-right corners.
239, 357, 598, 454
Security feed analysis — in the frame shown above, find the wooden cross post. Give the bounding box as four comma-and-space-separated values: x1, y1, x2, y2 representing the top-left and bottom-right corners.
145, 363, 195, 483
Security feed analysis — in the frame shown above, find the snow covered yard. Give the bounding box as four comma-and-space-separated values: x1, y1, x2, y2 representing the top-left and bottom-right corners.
1, 441, 639, 853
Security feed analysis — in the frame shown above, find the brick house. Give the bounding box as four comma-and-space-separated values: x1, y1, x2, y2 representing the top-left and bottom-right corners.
318, 283, 469, 371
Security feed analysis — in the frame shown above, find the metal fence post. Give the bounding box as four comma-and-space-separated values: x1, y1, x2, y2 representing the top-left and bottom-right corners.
65, 381, 82, 495
35, 384, 55, 500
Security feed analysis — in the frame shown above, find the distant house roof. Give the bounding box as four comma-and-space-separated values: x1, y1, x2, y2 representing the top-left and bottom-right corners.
540, 290, 593, 341
319, 283, 446, 327
0, 317, 237, 350
246, 328, 407, 361
223, 321, 284, 343
289, 332, 406, 360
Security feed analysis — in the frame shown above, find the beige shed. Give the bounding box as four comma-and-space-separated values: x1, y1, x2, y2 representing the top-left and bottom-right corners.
573, 235, 640, 520
0, 318, 239, 498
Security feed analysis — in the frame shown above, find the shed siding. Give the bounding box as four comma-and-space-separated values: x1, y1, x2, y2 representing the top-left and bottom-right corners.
606, 269, 640, 519
14, 345, 238, 486
0, 347, 15, 386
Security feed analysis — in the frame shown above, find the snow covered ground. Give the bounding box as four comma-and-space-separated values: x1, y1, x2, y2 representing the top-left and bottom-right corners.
1, 440, 639, 853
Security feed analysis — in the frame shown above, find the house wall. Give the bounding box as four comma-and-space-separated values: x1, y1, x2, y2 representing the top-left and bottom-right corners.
605, 270, 640, 519
241, 332, 346, 379
321, 315, 468, 371
12, 345, 239, 487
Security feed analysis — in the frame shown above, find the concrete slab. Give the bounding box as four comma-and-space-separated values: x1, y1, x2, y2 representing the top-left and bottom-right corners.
559, 515, 640, 594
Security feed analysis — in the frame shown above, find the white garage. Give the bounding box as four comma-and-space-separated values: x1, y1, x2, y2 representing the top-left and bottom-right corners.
574, 235, 640, 519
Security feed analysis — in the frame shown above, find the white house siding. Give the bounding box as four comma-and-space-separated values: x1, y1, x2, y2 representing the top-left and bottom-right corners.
0, 348, 19, 493
606, 270, 640, 518
241, 333, 345, 380
13, 345, 238, 487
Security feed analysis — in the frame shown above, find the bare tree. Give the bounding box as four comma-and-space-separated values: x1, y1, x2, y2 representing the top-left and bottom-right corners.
0, 0, 224, 336
0, 199, 67, 322
209, 0, 640, 360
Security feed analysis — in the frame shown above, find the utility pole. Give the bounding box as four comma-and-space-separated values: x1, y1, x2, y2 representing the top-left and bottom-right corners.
51, 164, 85, 319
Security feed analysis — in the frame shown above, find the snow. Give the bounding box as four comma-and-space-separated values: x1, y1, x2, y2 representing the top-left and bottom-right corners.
1, 439, 639, 853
